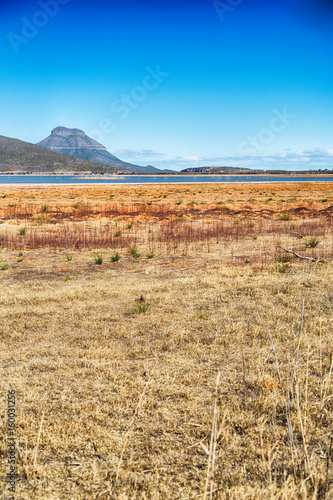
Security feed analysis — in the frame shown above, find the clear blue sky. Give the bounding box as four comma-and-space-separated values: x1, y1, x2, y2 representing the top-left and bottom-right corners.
1, 0, 333, 170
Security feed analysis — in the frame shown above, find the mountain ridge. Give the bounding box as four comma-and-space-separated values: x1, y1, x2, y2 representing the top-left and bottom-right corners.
0, 134, 124, 174
38, 127, 173, 173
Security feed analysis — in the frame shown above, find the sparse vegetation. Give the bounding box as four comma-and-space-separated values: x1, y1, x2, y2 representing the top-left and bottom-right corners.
0, 183, 333, 499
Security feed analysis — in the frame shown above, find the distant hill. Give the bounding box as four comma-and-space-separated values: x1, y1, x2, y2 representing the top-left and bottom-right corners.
181, 166, 333, 175
0, 134, 125, 174
181, 166, 255, 174
38, 127, 173, 174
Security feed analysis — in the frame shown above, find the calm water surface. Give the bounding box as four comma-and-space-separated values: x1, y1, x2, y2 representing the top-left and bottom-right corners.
0, 175, 332, 184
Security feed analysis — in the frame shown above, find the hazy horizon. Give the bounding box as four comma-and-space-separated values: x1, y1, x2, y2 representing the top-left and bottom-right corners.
1, 0, 333, 171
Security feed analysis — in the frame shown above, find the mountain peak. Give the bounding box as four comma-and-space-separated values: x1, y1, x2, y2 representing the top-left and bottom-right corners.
52, 126, 86, 137
38, 127, 164, 173
0, 134, 122, 173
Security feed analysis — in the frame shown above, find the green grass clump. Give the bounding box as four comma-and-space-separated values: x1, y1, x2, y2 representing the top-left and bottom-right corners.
146, 253, 155, 259
0, 263, 9, 270
278, 213, 291, 221
135, 298, 151, 314
277, 263, 289, 273
276, 253, 293, 263
111, 252, 121, 262
130, 246, 141, 260
305, 237, 320, 248
19, 227, 26, 236
94, 254, 103, 265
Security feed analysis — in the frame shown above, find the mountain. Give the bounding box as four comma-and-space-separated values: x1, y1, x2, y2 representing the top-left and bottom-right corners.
0, 135, 124, 174
37, 127, 171, 173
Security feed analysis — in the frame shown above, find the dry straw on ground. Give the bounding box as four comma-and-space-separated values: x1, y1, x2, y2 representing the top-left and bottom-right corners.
0, 183, 333, 499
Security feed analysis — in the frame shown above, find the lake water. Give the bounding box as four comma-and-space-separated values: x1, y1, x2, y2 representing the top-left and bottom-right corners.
0, 175, 332, 184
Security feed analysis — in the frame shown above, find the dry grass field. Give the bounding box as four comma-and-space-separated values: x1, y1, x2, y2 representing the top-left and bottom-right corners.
0, 182, 333, 499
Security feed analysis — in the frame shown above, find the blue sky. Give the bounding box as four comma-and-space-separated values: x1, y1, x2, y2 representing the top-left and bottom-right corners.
1, 0, 333, 171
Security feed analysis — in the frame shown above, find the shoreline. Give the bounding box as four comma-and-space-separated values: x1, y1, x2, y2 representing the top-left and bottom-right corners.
0, 174, 333, 187
1, 173, 333, 178
2, 181, 333, 188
